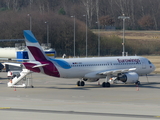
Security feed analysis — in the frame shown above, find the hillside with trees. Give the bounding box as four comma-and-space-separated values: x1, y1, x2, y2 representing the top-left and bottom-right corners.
0, 0, 160, 56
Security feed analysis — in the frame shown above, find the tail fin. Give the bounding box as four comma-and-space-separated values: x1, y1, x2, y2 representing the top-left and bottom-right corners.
23, 30, 48, 61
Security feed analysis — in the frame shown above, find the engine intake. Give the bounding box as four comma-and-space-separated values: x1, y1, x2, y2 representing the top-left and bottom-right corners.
117, 74, 127, 82
117, 72, 139, 83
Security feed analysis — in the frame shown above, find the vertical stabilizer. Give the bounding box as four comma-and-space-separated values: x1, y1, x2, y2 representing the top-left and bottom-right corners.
23, 30, 48, 61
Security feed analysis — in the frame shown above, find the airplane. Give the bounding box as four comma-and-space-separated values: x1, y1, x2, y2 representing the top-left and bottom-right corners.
5, 30, 156, 87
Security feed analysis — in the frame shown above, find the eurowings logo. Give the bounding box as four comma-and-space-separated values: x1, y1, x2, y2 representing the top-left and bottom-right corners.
117, 58, 140, 63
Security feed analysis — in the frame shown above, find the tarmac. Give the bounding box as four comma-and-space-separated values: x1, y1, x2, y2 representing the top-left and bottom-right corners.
0, 72, 160, 120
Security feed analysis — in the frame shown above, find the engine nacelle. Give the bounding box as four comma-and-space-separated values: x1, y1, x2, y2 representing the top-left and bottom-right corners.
83, 78, 99, 82
117, 72, 139, 83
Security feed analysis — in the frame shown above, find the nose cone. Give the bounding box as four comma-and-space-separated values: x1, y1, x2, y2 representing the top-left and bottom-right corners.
153, 64, 156, 71
151, 64, 156, 72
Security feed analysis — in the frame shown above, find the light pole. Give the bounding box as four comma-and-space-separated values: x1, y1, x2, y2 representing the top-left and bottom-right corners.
71, 16, 76, 57
83, 15, 88, 57
118, 14, 130, 56
45, 21, 49, 47
96, 21, 100, 57
28, 14, 32, 31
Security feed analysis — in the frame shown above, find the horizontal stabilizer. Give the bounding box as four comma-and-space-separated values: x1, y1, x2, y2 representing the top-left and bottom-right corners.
32, 64, 49, 68
4, 62, 22, 67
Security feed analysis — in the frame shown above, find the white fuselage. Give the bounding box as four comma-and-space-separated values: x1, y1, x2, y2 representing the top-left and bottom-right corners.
53, 56, 155, 78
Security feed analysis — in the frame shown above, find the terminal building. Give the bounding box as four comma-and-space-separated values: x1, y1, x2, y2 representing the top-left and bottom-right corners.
0, 43, 56, 61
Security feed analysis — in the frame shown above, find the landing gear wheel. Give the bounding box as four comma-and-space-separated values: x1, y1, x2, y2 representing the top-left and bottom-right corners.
106, 82, 110, 87
102, 82, 110, 87
136, 81, 140, 85
81, 81, 85, 86
77, 81, 85, 86
102, 82, 106, 87
77, 81, 81, 86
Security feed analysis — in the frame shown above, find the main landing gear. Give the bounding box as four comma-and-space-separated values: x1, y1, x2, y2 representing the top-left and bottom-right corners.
102, 82, 110, 87
135, 81, 140, 85
101, 75, 111, 87
76, 79, 111, 87
77, 81, 85, 86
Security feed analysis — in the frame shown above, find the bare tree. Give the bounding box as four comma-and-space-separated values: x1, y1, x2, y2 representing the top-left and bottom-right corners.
96, 0, 99, 23
138, 15, 154, 30
99, 15, 115, 28
81, 0, 95, 27
4, 0, 11, 9
29, 0, 33, 9
149, 0, 158, 30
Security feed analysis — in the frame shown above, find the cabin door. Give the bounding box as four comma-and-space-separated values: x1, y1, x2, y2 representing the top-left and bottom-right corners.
142, 59, 146, 69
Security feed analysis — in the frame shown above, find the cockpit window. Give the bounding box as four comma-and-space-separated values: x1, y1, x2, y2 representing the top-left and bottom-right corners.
148, 61, 152, 64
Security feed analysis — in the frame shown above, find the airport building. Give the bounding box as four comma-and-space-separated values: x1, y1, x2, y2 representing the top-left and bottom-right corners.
0, 43, 56, 61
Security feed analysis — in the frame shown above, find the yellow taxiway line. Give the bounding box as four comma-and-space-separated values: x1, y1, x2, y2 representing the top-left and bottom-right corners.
0, 107, 11, 109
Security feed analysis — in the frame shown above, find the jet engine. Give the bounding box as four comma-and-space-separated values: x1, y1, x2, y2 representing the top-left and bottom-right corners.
83, 78, 99, 82
117, 72, 139, 83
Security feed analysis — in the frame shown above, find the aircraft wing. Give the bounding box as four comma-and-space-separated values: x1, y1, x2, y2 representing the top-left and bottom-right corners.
84, 68, 136, 79
0, 58, 29, 61
98, 68, 136, 75
4, 62, 22, 67
4, 62, 49, 68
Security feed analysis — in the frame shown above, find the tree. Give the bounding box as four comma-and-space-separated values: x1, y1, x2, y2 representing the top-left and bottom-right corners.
138, 15, 154, 30
99, 15, 115, 28
82, 0, 95, 28
58, 8, 66, 15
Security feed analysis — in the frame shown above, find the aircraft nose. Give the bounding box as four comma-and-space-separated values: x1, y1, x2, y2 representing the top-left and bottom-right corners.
151, 64, 156, 72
